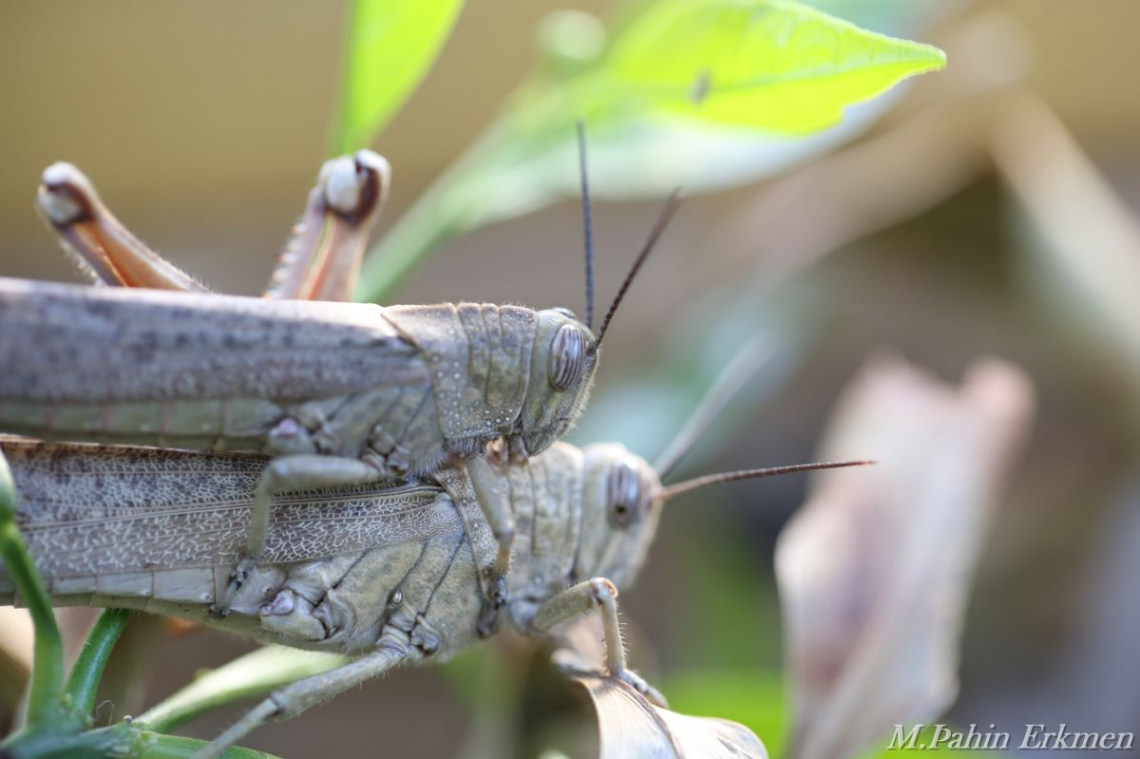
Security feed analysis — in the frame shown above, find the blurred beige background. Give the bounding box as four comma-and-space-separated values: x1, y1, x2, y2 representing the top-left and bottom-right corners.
2, 1, 1139, 301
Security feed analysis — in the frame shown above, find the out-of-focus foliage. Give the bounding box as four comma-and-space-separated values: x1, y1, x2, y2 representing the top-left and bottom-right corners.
662, 670, 788, 754
659, 671, 1003, 758
330, 0, 464, 154
357, 0, 946, 301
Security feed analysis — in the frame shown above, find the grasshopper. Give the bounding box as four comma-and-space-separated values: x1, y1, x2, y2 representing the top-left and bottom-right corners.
0, 142, 680, 614
0, 370, 867, 757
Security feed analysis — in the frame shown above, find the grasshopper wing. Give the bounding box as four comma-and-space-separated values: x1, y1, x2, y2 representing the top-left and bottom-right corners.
0, 277, 426, 404
0, 440, 461, 584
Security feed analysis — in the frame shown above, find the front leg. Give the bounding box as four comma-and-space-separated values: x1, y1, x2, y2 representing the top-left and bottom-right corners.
466, 455, 515, 637
215, 453, 387, 615
530, 577, 667, 707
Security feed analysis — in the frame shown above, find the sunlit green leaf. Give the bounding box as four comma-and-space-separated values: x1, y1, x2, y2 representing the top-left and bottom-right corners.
331, 0, 465, 154
602, 0, 946, 132
358, 0, 946, 300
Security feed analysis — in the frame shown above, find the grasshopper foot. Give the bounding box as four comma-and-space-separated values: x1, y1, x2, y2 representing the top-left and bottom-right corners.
490, 575, 509, 607
614, 668, 668, 708
476, 576, 509, 638
214, 555, 258, 616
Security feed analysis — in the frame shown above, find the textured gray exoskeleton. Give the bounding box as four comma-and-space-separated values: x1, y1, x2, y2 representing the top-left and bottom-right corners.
0, 430, 863, 758
0, 149, 678, 614
0, 147, 852, 756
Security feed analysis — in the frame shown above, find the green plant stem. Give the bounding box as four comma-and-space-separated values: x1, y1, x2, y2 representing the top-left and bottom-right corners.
327, 0, 361, 157
355, 127, 509, 303
2, 721, 143, 759
0, 450, 64, 728
134, 732, 281, 759
2, 723, 276, 759
65, 609, 131, 717
354, 174, 469, 302
138, 646, 346, 733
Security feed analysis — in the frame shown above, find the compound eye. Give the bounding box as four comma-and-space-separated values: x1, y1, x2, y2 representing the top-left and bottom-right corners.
548, 323, 587, 391
607, 457, 642, 528
551, 307, 577, 320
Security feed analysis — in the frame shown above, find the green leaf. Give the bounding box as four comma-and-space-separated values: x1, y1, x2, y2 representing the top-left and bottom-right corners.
356, 0, 946, 301
600, 0, 946, 133
330, 0, 465, 154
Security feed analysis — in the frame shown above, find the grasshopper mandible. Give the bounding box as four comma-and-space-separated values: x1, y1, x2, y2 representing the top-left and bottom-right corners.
0, 141, 680, 615
0, 363, 867, 757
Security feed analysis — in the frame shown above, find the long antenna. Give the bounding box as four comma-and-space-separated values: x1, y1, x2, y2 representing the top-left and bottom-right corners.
591, 188, 682, 353
577, 120, 595, 330
653, 338, 769, 479
655, 460, 875, 502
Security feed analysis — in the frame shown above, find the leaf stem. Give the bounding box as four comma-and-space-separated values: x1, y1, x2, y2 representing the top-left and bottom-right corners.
0, 449, 64, 728
138, 646, 346, 733
327, 0, 361, 157
65, 609, 132, 717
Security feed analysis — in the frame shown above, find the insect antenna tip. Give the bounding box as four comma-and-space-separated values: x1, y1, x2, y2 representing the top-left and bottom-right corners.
656, 458, 875, 502
577, 120, 595, 332
590, 188, 682, 354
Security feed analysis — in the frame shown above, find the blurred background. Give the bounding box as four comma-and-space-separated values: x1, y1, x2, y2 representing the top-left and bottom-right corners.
2, 1, 1140, 757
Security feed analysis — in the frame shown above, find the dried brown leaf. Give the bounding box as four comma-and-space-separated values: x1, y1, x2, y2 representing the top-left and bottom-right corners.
776, 354, 1034, 759
553, 615, 767, 759
571, 674, 767, 759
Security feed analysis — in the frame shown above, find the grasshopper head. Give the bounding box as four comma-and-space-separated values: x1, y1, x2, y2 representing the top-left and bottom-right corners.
576, 442, 663, 588
519, 308, 598, 457
517, 182, 680, 458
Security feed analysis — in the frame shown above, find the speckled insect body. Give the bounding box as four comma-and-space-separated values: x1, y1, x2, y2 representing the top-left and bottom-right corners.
0, 435, 669, 756
0, 278, 595, 473
0, 343, 863, 758
0, 148, 708, 756
0, 145, 660, 615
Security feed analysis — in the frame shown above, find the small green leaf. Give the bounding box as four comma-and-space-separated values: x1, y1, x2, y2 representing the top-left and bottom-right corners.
357, 0, 946, 301
602, 0, 945, 133
331, 0, 465, 154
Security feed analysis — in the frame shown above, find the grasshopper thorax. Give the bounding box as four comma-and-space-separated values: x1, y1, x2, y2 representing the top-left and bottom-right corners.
575, 442, 663, 589
519, 308, 598, 457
